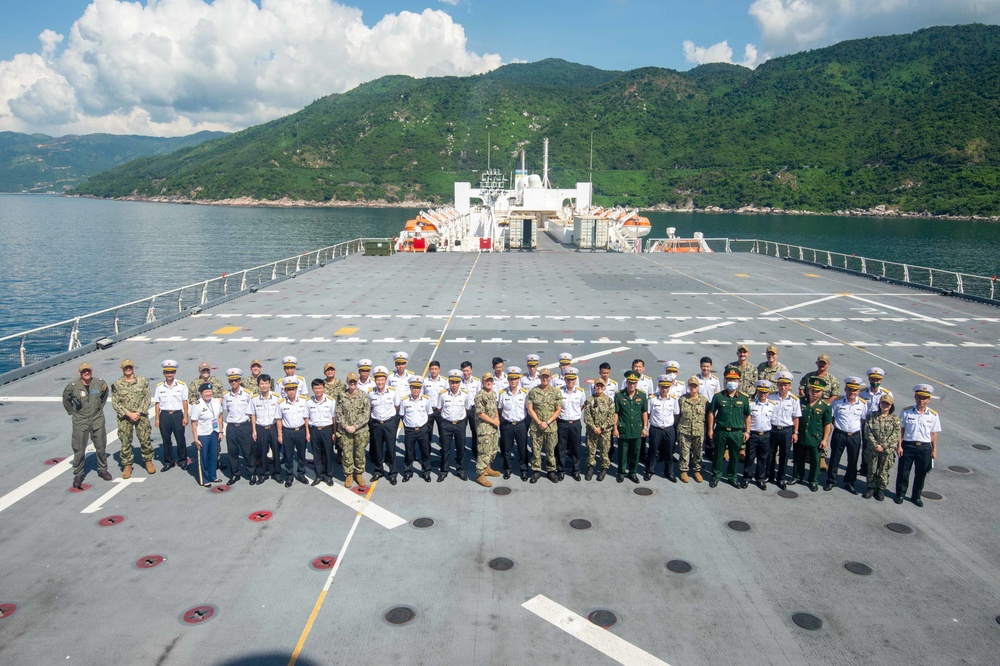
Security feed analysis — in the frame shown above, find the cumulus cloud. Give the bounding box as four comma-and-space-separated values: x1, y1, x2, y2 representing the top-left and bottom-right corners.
749, 0, 1000, 54
0, 0, 502, 136
683, 39, 762, 68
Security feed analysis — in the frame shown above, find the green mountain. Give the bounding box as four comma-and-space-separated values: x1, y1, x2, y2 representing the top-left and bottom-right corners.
73, 25, 1000, 216
0, 131, 226, 192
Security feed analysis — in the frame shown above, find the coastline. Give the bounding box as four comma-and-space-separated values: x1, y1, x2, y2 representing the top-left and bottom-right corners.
68, 193, 1000, 222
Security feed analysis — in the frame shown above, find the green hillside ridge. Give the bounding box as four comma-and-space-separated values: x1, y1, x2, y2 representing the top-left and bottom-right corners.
0, 131, 227, 192
72, 25, 1000, 217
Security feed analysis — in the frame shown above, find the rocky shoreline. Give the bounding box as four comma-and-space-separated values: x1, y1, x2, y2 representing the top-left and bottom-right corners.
73, 194, 1000, 222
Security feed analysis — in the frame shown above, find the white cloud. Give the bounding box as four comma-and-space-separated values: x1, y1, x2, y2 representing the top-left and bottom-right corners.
749, 0, 1000, 54
682, 39, 762, 68
0, 0, 502, 136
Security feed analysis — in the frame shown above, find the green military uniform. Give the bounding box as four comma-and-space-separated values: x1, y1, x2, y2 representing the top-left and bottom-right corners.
528, 385, 561, 472
241, 374, 263, 393
614, 385, 648, 476
583, 393, 614, 470
725, 362, 758, 397
756, 361, 788, 386
709, 390, 750, 483
474, 390, 500, 477
799, 372, 840, 400
189, 374, 223, 403
794, 395, 832, 485
864, 412, 901, 492
336, 388, 370, 478
62, 373, 110, 477
324, 378, 346, 401
677, 393, 708, 473
111, 374, 153, 467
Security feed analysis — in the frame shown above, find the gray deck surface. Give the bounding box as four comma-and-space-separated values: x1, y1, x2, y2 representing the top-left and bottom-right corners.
1, 233, 999, 665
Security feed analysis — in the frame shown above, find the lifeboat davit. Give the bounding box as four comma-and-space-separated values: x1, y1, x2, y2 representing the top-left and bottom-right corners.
620, 214, 651, 238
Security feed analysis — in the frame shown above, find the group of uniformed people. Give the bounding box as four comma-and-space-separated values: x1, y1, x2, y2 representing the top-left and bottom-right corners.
62, 344, 942, 506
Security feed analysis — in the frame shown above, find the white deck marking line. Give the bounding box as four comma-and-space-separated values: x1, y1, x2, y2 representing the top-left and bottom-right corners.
312, 483, 405, 529
0, 396, 62, 402
669, 321, 736, 338
522, 595, 670, 666
80, 477, 145, 514
759, 294, 843, 316
419, 254, 482, 376
847, 294, 956, 327
538, 347, 630, 370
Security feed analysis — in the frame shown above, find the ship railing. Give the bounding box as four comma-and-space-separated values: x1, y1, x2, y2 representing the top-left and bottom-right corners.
0, 238, 383, 372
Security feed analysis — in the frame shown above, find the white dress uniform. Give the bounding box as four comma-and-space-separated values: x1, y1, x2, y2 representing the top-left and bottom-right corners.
521, 371, 542, 392
860, 386, 892, 418
388, 370, 416, 396
423, 375, 449, 402
153, 379, 188, 411
648, 394, 681, 429
490, 371, 508, 396
636, 373, 655, 397
827, 391, 868, 490
399, 389, 434, 477
307, 395, 337, 427
697, 373, 721, 402
439, 388, 474, 420
896, 385, 942, 502
768, 392, 802, 427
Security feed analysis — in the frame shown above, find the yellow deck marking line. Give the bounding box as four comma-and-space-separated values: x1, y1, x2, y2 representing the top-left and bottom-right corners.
289, 481, 379, 666
212, 325, 242, 335
639, 253, 1000, 411
735, 273, 749, 277
291, 255, 480, 665
334, 327, 359, 336
804, 273, 821, 277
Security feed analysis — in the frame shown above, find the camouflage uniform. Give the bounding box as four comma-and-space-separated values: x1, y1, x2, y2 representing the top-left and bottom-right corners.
189, 375, 224, 403
474, 390, 499, 477
725, 362, 758, 397
583, 394, 615, 469
863, 412, 901, 491
677, 393, 708, 472
324, 378, 346, 402
336, 389, 371, 476
241, 374, 263, 393
798, 372, 840, 401
111, 374, 153, 466
527, 385, 561, 472
756, 361, 788, 386
62, 377, 110, 476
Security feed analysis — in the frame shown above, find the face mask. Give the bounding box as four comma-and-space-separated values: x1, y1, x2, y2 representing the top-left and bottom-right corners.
665, 373, 677, 382
726, 381, 739, 391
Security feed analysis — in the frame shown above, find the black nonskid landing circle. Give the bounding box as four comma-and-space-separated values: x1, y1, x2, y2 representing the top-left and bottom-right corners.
844, 561, 873, 576
792, 612, 823, 631
587, 610, 618, 628
777, 489, 798, 499
948, 465, 972, 474
570, 519, 592, 530
633, 487, 653, 496
921, 491, 944, 500
666, 560, 693, 574
492, 487, 512, 496
727, 520, 751, 532
971, 444, 991, 451
385, 606, 416, 625
488, 557, 514, 571
886, 522, 914, 535
412, 517, 434, 529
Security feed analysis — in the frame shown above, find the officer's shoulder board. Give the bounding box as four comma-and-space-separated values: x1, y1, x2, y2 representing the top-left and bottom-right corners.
156, 381, 164, 387
520, 388, 529, 394
439, 389, 448, 395
929, 408, 938, 416
858, 396, 868, 403
177, 379, 186, 385
884, 388, 893, 395
278, 397, 287, 404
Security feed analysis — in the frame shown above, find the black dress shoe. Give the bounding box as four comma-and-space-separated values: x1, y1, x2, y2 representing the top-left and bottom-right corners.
846, 485, 858, 495
325, 477, 334, 486
228, 476, 240, 486
616, 475, 625, 483
823, 483, 834, 491
629, 473, 640, 484
456, 470, 468, 481
521, 472, 529, 482
912, 497, 924, 507
311, 477, 322, 486
178, 462, 188, 470
894, 495, 904, 504
809, 483, 819, 492
862, 489, 874, 499
296, 475, 309, 485
557, 472, 565, 481
710, 479, 719, 488
740, 479, 749, 489
162, 462, 175, 472
572, 471, 582, 482
387, 475, 398, 486
437, 472, 448, 482
275, 475, 284, 484
666, 474, 677, 483
777, 480, 787, 490
231, 474, 242, 483
596, 470, 606, 482
503, 470, 511, 480
530, 472, 540, 484
402, 471, 413, 482
285, 479, 293, 488
549, 471, 560, 483
758, 480, 767, 491
371, 471, 384, 481
422, 472, 432, 482
643, 473, 652, 481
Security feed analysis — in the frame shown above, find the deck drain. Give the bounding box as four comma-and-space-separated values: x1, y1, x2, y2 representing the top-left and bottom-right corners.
385, 606, 416, 625
792, 612, 823, 631
488, 557, 514, 571
844, 561, 873, 576
492, 487, 512, 496
412, 517, 435, 529
633, 487, 654, 496
0, 603, 17, 620
98, 515, 124, 527
182, 605, 216, 625
972, 444, 992, 451
666, 560, 693, 574
4, 417, 25, 423
69, 483, 92, 493
948, 466, 972, 474
727, 520, 751, 532
588, 610, 618, 628
44, 457, 65, 465
248, 510, 273, 522
570, 519, 592, 530
922, 491, 944, 500
311, 555, 337, 570
886, 522, 914, 535
777, 489, 799, 499
210, 485, 232, 494
22, 435, 47, 443
136, 555, 165, 569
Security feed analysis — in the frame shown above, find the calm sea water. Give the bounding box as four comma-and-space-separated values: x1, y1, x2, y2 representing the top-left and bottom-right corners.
1, 194, 998, 339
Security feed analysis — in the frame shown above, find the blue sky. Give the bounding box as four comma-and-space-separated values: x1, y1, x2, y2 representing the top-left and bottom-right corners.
1, 0, 998, 136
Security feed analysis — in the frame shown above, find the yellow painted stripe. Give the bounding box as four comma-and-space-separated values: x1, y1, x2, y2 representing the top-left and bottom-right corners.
288, 589, 327, 664
212, 326, 242, 335
735, 273, 749, 278
804, 273, 820, 278
334, 327, 359, 336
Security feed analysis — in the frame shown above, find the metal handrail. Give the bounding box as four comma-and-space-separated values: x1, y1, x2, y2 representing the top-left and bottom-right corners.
0, 237, 389, 370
